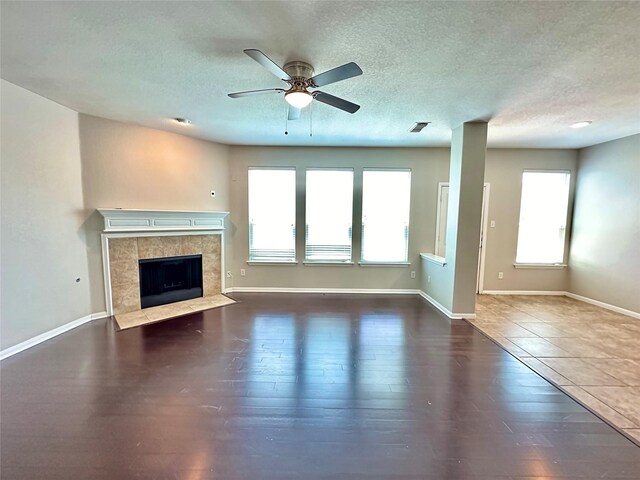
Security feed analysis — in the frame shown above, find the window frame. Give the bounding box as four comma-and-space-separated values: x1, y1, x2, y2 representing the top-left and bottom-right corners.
303, 168, 355, 264
359, 167, 412, 266
247, 166, 297, 264
514, 169, 571, 267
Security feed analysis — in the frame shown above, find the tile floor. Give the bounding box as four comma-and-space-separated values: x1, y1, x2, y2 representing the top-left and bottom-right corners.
472, 294, 640, 445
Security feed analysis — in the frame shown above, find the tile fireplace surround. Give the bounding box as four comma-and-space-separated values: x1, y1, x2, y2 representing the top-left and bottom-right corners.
108, 235, 221, 314
98, 209, 228, 316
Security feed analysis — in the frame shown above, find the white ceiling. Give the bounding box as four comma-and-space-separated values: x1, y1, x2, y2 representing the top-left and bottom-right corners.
1, 1, 639, 148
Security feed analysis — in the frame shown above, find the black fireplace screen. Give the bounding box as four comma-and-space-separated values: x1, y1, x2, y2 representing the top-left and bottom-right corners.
139, 255, 203, 309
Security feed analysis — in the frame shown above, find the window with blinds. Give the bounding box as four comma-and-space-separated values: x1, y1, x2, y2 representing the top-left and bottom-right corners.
361, 169, 411, 263
516, 170, 571, 264
305, 169, 354, 262
248, 168, 296, 262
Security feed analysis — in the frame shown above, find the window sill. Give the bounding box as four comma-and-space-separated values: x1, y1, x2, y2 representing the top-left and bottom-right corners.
247, 260, 298, 265
303, 261, 354, 266
513, 263, 567, 269
358, 262, 410, 267
420, 253, 447, 267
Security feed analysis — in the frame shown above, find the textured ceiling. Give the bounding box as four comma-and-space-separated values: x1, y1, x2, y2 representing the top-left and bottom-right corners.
1, 1, 639, 148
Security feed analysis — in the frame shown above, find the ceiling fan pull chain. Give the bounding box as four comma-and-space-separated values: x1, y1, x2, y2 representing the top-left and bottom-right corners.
284, 104, 289, 135
309, 102, 313, 137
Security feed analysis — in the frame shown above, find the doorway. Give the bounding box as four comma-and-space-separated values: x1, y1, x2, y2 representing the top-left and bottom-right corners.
435, 183, 490, 293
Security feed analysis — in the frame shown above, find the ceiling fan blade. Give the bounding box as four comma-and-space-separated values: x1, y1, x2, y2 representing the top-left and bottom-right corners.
228, 88, 284, 98
313, 92, 360, 114
243, 49, 291, 80
309, 62, 362, 87
288, 106, 302, 120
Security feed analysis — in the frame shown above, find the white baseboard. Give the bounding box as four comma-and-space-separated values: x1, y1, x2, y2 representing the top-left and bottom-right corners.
0, 311, 107, 361
564, 292, 640, 319
4, 290, 634, 362
418, 290, 476, 320
226, 287, 420, 295
481, 290, 566, 296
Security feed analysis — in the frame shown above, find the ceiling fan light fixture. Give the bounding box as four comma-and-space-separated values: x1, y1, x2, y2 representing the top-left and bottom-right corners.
285, 90, 313, 109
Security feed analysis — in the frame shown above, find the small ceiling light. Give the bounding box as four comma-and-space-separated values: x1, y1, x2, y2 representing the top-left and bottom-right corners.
570, 121, 591, 129
285, 90, 313, 109
173, 117, 191, 125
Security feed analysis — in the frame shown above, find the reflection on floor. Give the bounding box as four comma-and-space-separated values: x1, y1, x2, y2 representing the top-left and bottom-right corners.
2, 293, 639, 479
473, 294, 640, 444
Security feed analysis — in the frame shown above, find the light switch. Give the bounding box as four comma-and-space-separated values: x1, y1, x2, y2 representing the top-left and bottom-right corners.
490, 220, 496, 228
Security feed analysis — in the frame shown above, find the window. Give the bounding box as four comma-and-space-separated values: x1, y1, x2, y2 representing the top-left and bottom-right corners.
516, 170, 571, 264
248, 168, 296, 262
305, 169, 354, 262
361, 169, 411, 263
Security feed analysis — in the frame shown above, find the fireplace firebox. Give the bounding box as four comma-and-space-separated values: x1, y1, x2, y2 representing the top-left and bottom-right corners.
139, 255, 203, 309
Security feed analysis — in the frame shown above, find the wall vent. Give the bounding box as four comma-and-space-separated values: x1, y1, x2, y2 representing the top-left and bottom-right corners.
409, 122, 430, 133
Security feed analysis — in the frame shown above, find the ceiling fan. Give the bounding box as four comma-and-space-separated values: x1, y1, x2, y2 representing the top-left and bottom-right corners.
228, 49, 363, 120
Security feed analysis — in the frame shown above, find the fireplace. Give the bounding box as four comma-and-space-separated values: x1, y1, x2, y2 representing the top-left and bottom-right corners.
98, 209, 229, 316
104, 234, 222, 315
139, 254, 203, 308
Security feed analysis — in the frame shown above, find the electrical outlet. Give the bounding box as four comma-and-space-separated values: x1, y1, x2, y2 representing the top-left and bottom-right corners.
226, 271, 232, 278
410, 270, 416, 279
490, 220, 495, 228
427, 275, 431, 283
240, 268, 246, 277
210, 190, 216, 198
498, 271, 504, 279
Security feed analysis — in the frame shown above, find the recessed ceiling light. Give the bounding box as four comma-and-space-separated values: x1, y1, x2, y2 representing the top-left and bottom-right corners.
173, 117, 191, 125
570, 121, 591, 129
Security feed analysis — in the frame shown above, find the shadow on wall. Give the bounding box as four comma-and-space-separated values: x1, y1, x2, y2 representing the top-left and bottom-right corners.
78, 209, 107, 313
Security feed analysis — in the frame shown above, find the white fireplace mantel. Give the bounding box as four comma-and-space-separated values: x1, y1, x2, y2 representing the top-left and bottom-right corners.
98, 209, 230, 315
97, 208, 229, 233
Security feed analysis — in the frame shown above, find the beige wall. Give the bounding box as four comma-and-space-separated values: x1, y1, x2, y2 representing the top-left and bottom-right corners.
569, 134, 640, 313
0, 92, 600, 351
1, 80, 91, 350
229, 146, 581, 295
78, 114, 230, 312
227, 146, 450, 290
482, 149, 578, 292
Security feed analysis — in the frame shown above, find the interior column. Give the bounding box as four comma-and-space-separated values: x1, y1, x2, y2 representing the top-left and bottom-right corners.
445, 121, 488, 315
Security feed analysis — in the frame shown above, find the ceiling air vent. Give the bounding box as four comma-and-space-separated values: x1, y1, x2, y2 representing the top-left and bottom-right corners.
409, 122, 430, 133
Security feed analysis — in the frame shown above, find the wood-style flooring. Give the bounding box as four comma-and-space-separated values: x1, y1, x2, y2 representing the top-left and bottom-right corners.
1, 293, 639, 479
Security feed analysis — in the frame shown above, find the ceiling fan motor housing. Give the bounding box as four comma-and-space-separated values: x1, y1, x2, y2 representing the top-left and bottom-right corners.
283, 61, 314, 80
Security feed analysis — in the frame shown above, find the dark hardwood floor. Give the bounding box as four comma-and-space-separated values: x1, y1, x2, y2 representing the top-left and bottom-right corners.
1, 293, 639, 479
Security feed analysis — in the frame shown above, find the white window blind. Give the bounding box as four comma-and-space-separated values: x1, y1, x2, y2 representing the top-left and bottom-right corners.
516, 171, 571, 264
248, 168, 296, 262
361, 169, 411, 262
305, 169, 354, 262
